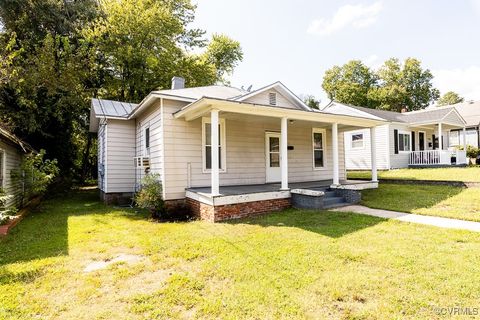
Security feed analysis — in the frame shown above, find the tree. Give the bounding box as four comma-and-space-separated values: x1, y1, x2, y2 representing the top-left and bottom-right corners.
82, 0, 243, 102
0, 0, 243, 183
322, 60, 378, 108
437, 91, 464, 106
302, 94, 321, 109
322, 58, 440, 111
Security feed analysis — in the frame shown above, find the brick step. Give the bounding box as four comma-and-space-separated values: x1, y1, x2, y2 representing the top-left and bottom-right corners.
323, 196, 346, 207
324, 191, 337, 197
323, 201, 350, 209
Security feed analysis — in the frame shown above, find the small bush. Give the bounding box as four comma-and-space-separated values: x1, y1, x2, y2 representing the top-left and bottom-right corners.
135, 173, 165, 219
0, 188, 16, 225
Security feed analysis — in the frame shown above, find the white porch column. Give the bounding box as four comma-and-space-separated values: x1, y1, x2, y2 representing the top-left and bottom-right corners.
211, 109, 220, 196
280, 117, 289, 190
463, 127, 467, 150
332, 123, 339, 186
438, 122, 443, 150
370, 126, 378, 182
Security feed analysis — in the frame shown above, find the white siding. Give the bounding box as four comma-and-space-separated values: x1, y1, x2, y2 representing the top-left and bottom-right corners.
344, 125, 390, 170
389, 125, 436, 169
243, 88, 300, 109
97, 119, 106, 191
162, 103, 346, 200
443, 111, 465, 126
105, 119, 136, 193
0, 140, 23, 208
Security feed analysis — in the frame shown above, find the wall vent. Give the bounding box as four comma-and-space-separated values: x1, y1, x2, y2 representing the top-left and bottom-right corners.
268, 92, 277, 106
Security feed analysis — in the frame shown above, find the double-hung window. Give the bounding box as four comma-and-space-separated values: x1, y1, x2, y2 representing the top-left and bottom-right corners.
398, 131, 411, 152
351, 133, 364, 149
312, 128, 326, 169
202, 118, 226, 172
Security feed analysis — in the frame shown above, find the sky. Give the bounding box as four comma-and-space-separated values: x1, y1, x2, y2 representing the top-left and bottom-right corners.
192, 0, 480, 106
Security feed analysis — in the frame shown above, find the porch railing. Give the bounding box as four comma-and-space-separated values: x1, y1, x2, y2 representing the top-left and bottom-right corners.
408, 150, 467, 166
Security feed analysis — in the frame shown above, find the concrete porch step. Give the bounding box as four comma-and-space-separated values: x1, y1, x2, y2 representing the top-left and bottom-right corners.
323, 202, 350, 209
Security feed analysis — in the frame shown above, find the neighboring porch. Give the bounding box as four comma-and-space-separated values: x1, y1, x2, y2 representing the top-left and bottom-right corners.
407, 121, 468, 167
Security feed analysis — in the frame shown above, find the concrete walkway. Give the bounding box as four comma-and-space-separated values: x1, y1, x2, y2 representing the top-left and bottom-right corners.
332, 205, 480, 233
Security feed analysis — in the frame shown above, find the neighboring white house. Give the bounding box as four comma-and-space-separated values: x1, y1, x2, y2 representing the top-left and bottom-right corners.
89, 78, 386, 221
0, 125, 33, 209
322, 103, 469, 170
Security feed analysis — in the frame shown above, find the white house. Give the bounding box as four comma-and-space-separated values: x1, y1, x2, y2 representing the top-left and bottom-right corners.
89, 78, 386, 221
322, 103, 469, 170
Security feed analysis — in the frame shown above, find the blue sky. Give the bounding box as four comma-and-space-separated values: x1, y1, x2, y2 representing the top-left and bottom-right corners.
193, 0, 480, 106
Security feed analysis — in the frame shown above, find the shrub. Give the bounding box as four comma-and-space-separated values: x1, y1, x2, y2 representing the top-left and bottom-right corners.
0, 188, 15, 225
466, 145, 479, 159
135, 173, 165, 219
11, 150, 59, 204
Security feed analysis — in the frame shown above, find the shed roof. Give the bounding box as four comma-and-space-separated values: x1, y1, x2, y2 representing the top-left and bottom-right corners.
91, 98, 138, 118
0, 124, 35, 153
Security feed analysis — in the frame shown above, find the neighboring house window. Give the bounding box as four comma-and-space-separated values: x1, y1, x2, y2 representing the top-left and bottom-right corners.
0, 149, 4, 188
398, 131, 411, 152
351, 133, 364, 149
202, 118, 226, 172
268, 92, 277, 106
145, 127, 150, 151
312, 128, 326, 169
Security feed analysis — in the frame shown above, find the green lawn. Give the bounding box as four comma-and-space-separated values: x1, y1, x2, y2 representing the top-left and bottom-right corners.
348, 167, 480, 182
2, 190, 480, 319
361, 183, 480, 222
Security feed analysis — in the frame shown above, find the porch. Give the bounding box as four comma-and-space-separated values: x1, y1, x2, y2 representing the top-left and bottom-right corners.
408, 149, 467, 167
174, 97, 384, 221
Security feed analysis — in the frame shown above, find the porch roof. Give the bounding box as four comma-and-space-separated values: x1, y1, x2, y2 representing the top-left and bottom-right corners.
173, 97, 386, 128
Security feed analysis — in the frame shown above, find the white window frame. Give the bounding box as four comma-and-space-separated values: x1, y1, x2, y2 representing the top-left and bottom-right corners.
312, 128, 327, 170
202, 117, 227, 173
144, 126, 150, 155
350, 132, 365, 149
398, 130, 411, 152
0, 149, 5, 189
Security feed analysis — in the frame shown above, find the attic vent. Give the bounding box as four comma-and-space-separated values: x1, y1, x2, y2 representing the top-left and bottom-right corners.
268, 92, 277, 106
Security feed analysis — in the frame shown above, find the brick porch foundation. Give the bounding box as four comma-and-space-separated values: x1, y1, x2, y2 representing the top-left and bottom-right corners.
186, 197, 291, 222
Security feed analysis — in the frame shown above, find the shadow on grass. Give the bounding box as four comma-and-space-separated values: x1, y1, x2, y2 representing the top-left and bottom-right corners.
360, 182, 465, 213
0, 188, 145, 266
227, 208, 385, 238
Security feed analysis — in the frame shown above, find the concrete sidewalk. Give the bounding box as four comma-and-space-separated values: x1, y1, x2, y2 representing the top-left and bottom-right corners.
332, 205, 480, 233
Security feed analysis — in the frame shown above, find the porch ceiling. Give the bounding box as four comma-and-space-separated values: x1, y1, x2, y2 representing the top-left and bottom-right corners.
174, 97, 386, 128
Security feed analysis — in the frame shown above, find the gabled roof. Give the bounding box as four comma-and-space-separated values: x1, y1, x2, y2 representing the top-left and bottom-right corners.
323, 102, 466, 126
153, 85, 246, 100
0, 124, 35, 153
425, 101, 480, 127
233, 81, 311, 111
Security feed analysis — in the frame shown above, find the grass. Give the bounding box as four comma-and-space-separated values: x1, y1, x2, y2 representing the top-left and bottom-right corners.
348, 166, 480, 182
2, 189, 480, 319
361, 183, 480, 222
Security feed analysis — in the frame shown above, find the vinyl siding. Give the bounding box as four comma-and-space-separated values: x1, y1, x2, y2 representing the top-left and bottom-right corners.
97, 119, 106, 191
105, 119, 136, 193
443, 111, 465, 126
243, 88, 301, 109
163, 104, 346, 200
344, 125, 390, 170
0, 140, 23, 208
389, 125, 437, 168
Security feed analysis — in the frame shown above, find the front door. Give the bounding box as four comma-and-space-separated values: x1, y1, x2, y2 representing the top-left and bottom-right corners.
419, 132, 425, 150
265, 132, 281, 182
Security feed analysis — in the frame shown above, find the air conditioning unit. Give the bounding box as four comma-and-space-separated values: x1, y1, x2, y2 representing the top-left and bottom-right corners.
134, 156, 150, 168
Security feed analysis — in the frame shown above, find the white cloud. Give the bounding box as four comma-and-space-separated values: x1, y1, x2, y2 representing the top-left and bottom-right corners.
363, 54, 382, 69
433, 66, 480, 100
307, 1, 383, 36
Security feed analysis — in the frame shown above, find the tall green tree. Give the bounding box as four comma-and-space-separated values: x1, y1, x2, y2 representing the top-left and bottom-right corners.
322, 60, 378, 108
83, 0, 243, 102
301, 94, 321, 109
0, 0, 243, 183
437, 91, 464, 106
322, 58, 440, 111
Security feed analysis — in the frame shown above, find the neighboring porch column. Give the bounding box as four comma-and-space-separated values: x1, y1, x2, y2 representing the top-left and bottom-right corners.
438, 122, 443, 150
370, 126, 378, 182
332, 123, 340, 186
463, 127, 467, 150
211, 109, 220, 196
280, 117, 289, 190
